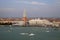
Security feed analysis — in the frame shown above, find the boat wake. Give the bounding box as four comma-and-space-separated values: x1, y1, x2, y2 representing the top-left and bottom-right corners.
46, 31, 50, 32
19, 33, 35, 36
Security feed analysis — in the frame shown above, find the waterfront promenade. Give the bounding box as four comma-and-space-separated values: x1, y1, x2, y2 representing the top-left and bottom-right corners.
0, 18, 60, 27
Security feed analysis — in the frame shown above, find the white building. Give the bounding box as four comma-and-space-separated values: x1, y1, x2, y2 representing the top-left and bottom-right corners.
11, 21, 25, 26
29, 18, 53, 26
52, 21, 60, 27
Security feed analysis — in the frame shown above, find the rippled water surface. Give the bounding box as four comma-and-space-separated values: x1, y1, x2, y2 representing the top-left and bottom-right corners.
0, 25, 60, 40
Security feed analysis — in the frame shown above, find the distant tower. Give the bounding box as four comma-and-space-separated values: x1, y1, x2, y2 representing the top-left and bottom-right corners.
22, 8, 27, 26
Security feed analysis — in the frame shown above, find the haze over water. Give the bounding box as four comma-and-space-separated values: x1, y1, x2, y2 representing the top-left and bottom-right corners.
0, 25, 60, 40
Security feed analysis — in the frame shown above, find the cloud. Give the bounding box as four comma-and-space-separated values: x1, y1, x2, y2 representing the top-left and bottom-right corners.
31, 1, 47, 5
16, 1, 47, 5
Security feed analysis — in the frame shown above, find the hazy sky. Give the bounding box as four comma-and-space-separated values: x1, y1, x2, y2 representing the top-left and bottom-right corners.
0, 0, 60, 18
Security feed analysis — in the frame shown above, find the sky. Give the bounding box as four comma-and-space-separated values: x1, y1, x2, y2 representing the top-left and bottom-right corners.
0, 0, 60, 18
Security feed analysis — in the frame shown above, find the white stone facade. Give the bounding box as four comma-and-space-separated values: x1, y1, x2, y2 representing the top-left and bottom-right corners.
29, 18, 53, 26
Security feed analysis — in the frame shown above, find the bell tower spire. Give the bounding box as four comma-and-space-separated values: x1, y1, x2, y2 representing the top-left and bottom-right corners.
23, 8, 26, 17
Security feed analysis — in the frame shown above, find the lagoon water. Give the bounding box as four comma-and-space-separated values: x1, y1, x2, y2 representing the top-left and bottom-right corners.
0, 25, 60, 40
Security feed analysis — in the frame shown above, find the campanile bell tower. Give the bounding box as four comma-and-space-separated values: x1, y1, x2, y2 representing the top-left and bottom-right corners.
22, 8, 27, 26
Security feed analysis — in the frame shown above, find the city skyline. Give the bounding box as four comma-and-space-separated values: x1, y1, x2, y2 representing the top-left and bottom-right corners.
0, 0, 60, 18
